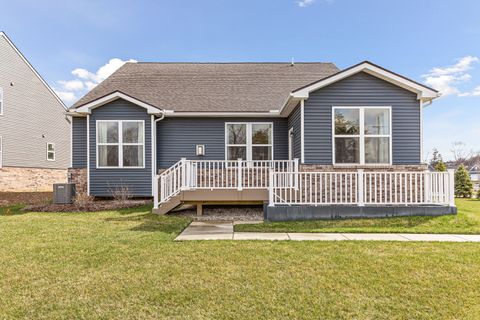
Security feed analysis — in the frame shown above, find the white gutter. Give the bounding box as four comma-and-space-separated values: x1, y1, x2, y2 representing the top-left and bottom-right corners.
163, 110, 281, 117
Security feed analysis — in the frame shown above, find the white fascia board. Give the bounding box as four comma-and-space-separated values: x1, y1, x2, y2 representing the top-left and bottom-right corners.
164, 110, 281, 117
291, 62, 440, 101
0, 32, 67, 109
74, 92, 164, 115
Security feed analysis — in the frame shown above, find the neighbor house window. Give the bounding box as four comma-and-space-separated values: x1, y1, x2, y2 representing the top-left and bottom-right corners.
333, 107, 391, 165
226, 123, 273, 161
0, 87, 3, 115
46, 143, 55, 161
97, 120, 144, 168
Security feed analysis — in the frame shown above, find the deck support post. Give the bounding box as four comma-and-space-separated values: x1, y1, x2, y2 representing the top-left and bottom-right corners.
424, 170, 431, 204
153, 175, 159, 209
448, 169, 456, 207
357, 169, 364, 207
237, 158, 243, 191
196, 203, 203, 216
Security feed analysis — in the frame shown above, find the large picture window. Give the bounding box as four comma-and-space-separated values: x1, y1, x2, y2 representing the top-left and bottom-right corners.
97, 120, 144, 168
333, 107, 391, 165
226, 123, 273, 161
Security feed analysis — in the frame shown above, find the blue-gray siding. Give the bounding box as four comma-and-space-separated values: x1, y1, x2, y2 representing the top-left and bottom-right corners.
89, 100, 152, 196
287, 103, 301, 160
304, 72, 421, 164
72, 117, 87, 168
157, 118, 288, 169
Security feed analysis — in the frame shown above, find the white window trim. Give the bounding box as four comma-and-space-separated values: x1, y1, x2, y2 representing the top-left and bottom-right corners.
332, 106, 392, 166
46, 142, 55, 161
96, 120, 146, 169
224, 122, 274, 161
0, 87, 3, 116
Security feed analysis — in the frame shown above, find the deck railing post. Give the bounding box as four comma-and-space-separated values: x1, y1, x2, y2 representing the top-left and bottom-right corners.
180, 158, 187, 190
357, 169, 364, 206
424, 170, 431, 204
294, 158, 299, 190
269, 169, 275, 206
185, 160, 191, 190
237, 158, 243, 191
153, 175, 159, 209
159, 175, 165, 204
448, 169, 456, 207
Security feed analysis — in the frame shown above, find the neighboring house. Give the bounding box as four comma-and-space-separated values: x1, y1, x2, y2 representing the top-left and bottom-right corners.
469, 166, 480, 191
0, 32, 70, 192
68, 61, 456, 220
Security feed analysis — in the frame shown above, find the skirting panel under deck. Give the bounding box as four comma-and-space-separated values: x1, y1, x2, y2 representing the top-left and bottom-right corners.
264, 204, 457, 221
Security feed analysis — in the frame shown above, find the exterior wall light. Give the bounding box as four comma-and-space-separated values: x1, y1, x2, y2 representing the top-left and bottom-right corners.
196, 145, 205, 156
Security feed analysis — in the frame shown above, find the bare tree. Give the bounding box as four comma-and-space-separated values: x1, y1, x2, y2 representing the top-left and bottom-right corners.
450, 141, 467, 163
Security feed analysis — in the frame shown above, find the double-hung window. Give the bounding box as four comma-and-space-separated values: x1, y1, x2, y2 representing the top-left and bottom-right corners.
333, 107, 391, 165
226, 123, 273, 161
97, 120, 145, 168
46, 143, 55, 161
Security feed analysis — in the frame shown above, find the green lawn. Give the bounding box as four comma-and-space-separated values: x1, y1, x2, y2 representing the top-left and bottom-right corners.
1, 204, 480, 319
235, 198, 480, 234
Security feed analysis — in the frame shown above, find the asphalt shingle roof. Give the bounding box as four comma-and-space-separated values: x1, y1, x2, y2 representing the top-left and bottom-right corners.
72, 62, 339, 112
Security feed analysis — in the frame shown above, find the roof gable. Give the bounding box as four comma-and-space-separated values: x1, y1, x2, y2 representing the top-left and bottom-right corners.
0, 32, 66, 109
291, 61, 439, 101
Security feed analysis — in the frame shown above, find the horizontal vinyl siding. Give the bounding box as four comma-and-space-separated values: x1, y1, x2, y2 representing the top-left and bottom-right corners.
89, 100, 152, 197
287, 103, 301, 160
72, 117, 87, 168
0, 35, 70, 169
304, 72, 421, 165
157, 118, 288, 169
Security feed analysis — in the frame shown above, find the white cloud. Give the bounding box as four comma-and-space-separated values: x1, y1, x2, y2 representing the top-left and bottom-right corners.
54, 90, 77, 103
422, 56, 479, 97
56, 58, 137, 105
459, 85, 480, 97
297, 0, 315, 7
58, 80, 84, 91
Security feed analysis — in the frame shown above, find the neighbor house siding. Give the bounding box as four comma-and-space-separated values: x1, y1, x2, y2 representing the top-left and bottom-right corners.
157, 117, 288, 169
0, 34, 70, 169
72, 117, 87, 168
89, 100, 152, 196
287, 103, 301, 160
304, 72, 421, 165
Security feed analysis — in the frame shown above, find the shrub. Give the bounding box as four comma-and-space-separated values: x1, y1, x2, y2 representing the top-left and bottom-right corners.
73, 192, 94, 207
108, 182, 132, 203
477, 189, 480, 200
455, 164, 473, 198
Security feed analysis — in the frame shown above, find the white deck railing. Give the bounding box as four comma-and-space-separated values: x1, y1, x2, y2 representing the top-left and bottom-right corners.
269, 170, 455, 207
154, 159, 298, 209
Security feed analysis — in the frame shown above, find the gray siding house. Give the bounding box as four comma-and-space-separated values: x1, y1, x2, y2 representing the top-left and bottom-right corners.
0, 32, 70, 192
68, 61, 456, 220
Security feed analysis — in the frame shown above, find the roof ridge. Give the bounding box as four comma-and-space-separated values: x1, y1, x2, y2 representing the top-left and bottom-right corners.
132, 61, 335, 65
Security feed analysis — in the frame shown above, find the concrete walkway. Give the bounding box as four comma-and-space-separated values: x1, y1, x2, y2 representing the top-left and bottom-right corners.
175, 221, 480, 242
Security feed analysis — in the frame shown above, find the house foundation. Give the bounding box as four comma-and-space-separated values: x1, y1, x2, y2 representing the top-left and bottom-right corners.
0, 167, 67, 192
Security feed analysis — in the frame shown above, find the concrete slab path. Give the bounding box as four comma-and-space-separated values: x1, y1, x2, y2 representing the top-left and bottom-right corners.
175, 221, 480, 242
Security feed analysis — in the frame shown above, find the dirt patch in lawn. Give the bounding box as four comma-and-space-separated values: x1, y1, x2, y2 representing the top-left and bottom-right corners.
21, 200, 151, 213
170, 204, 263, 221
0, 192, 52, 206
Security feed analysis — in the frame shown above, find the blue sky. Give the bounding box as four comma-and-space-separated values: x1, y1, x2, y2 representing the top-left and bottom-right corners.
1, 0, 479, 161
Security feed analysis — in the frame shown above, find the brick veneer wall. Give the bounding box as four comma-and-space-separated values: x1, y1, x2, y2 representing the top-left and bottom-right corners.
67, 168, 88, 194
299, 164, 428, 172
0, 167, 67, 192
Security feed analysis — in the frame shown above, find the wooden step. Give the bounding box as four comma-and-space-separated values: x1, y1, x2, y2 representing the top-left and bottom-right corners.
153, 194, 183, 215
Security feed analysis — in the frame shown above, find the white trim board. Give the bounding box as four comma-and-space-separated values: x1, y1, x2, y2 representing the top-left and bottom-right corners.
0, 32, 67, 109
74, 92, 164, 115
291, 62, 439, 101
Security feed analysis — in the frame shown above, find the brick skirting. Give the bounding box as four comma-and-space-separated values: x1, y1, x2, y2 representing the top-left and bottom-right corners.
0, 167, 67, 192
299, 164, 428, 172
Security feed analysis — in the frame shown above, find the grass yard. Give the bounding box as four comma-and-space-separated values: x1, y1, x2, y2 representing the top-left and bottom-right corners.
235, 198, 480, 234
0, 203, 480, 319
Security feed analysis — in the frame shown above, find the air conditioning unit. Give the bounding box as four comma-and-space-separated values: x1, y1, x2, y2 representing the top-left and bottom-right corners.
53, 183, 76, 204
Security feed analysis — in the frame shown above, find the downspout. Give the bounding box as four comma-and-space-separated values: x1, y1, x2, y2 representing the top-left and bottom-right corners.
152, 111, 165, 208
153, 111, 166, 175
